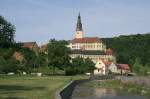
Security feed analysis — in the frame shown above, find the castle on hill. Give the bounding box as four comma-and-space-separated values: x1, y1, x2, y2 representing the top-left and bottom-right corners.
28, 14, 130, 75
67, 14, 116, 75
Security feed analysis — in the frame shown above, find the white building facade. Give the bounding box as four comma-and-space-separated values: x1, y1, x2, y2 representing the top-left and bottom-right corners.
68, 14, 116, 75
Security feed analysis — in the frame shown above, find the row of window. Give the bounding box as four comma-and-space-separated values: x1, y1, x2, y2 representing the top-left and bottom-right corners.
72, 45, 104, 49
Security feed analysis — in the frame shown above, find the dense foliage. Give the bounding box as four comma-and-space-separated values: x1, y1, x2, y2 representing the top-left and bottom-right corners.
0, 16, 44, 74
0, 47, 42, 74
67, 57, 95, 75
1, 15, 149, 75
0, 48, 19, 73
102, 33, 150, 68
48, 40, 95, 75
64, 57, 95, 75
0, 16, 15, 46
48, 39, 71, 74
102, 33, 150, 75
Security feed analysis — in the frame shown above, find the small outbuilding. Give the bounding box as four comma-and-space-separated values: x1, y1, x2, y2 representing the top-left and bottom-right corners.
117, 64, 131, 75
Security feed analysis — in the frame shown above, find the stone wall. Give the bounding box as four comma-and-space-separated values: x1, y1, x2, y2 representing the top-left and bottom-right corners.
56, 79, 90, 99
56, 76, 115, 99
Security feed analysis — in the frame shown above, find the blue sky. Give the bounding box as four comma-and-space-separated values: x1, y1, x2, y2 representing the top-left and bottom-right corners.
0, 0, 150, 44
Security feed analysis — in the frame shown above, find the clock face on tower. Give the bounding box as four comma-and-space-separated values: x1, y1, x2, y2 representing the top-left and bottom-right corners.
75, 31, 83, 38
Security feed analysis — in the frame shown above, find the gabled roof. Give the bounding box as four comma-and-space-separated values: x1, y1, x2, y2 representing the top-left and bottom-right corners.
104, 61, 112, 66
71, 50, 106, 55
70, 37, 102, 43
117, 64, 130, 70
20, 42, 38, 49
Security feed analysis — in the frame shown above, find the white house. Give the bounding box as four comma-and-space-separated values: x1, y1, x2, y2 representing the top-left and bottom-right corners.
107, 62, 118, 74
94, 60, 106, 75
94, 60, 118, 75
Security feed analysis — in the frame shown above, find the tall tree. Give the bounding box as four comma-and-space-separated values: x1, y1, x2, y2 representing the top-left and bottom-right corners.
84, 58, 95, 74
71, 57, 85, 74
0, 16, 15, 45
48, 39, 71, 74
20, 48, 37, 72
69, 57, 95, 75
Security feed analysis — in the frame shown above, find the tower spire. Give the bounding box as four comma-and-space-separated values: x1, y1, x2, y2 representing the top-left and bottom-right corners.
76, 13, 83, 31
75, 13, 84, 39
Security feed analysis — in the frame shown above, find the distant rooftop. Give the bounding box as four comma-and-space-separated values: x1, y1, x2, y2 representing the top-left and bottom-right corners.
70, 37, 102, 43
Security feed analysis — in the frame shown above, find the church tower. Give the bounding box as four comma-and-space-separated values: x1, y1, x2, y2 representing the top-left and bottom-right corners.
75, 13, 84, 39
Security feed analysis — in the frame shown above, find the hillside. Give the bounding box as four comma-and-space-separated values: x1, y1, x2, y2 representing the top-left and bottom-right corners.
102, 33, 150, 67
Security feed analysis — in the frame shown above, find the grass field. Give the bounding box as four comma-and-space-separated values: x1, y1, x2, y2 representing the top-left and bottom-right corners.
0, 75, 88, 99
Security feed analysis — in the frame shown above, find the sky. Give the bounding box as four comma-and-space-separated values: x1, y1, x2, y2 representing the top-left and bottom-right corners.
0, 0, 150, 45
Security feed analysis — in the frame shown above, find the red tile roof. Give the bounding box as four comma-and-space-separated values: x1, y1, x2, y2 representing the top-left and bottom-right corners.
117, 64, 130, 70
21, 42, 38, 49
104, 61, 112, 66
70, 37, 101, 43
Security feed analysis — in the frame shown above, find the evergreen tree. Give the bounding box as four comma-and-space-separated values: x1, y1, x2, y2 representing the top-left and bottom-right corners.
0, 16, 15, 46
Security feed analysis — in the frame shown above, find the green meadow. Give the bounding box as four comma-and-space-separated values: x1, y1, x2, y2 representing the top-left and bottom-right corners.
0, 75, 88, 99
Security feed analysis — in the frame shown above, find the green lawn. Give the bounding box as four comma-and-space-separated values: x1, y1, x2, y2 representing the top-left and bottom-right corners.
0, 75, 88, 99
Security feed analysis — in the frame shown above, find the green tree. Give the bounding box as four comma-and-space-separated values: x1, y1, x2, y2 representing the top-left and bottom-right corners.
20, 48, 37, 72
133, 58, 141, 74
132, 58, 149, 75
0, 57, 23, 74
0, 16, 15, 46
84, 58, 95, 74
145, 63, 150, 73
35, 52, 47, 67
48, 39, 71, 74
102, 33, 150, 68
70, 57, 95, 75
71, 57, 85, 74
139, 66, 148, 76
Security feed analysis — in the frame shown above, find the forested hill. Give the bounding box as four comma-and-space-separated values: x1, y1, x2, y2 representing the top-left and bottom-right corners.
102, 33, 150, 67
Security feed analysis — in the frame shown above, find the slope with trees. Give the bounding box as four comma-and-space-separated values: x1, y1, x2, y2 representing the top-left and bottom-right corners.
102, 33, 150, 74
48, 40, 95, 75
0, 15, 45, 74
